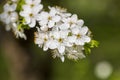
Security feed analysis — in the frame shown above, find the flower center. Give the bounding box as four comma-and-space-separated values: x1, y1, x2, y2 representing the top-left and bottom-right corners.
8, 11, 12, 15
29, 13, 33, 17
44, 38, 48, 42
48, 16, 52, 20
68, 32, 72, 36
30, 4, 34, 8
76, 34, 81, 38
69, 21, 74, 25
58, 38, 63, 43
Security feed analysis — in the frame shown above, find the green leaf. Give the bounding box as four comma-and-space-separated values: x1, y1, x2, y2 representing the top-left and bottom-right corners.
16, 0, 25, 12
89, 40, 99, 48
84, 40, 99, 54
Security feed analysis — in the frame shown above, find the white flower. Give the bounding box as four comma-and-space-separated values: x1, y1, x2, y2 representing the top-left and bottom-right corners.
0, 3, 18, 31
71, 26, 91, 45
62, 14, 84, 28
12, 23, 27, 40
20, 7, 39, 28
20, 0, 43, 28
24, 0, 43, 11
0, 3, 18, 24
52, 49, 65, 62
66, 46, 85, 60
52, 30, 69, 54
48, 6, 71, 18
38, 8, 61, 28
34, 28, 50, 51
33, 6, 92, 62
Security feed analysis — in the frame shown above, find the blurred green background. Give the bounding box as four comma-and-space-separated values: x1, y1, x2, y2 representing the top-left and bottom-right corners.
0, 0, 120, 80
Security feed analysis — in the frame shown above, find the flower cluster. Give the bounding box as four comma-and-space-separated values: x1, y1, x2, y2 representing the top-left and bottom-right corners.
20, 0, 43, 28
34, 7, 91, 62
0, 0, 27, 39
0, 0, 98, 62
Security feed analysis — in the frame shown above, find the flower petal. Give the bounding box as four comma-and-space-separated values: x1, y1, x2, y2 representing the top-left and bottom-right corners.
60, 56, 65, 62
71, 14, 78, 22
61, 23, 69, 30
71, 27, 80, 34
25, 17, 31, 24
75, 39, 85, 45
82, 36, 91, 43
48, 21, 55, 28
43, 44, 48, 51
77, 19, 84, 27
33, 0, 41, 5
79, 26, 88, 35
26, 0, 32, 4
47, 40, 58, 49
29, 19, 36, 28
58, 45, 65, 54
33, 5, 43, 14
52, 15, 61, 22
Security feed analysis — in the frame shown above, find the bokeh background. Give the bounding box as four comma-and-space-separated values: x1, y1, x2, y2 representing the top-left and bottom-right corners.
0, 0, 120, 80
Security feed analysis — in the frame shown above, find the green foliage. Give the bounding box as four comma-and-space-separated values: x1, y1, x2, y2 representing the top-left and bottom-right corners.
18, 18, 30, 30
84, 40, 99, 54
16, 0, 25, 12
16, 0, 30, 30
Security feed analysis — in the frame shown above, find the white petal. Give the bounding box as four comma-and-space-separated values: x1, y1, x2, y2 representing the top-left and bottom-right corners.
25, 17, 31, 24
49, 8, 56, 16
59, 23, 69, 30
64, 13, 72, 17
53, 31, 60, 39
33, 5, 43, 14
82, 36, 91, 43
33, 0, 41, 4
6, 24, 11, 31
47, 40, 58, 49
19, 11, 29, 17
58, 45, 65, 54
0, 12, 8, 20
22, 5, 31, 11
4, 3, 16, 12
10, 3, 17, 11
39, 20, 48, 26
39, 11, 49, 20
71, 27, 80, 34
62, 18, 67, 23
79, 52, 86, 59
77, 19, 84, 27
79, 26, 88, 35
67, 36, 76, 43
71, 24, 76, 28
29, 19, 36, 28
35, 14, 41, 20
26, 0, 32, 4
60, 56, 65, 62
48, 21, 55, 28
4, 3, 9, 11
60, 30, 69, 38
75, 39, 84, 45
40, 26, 48, 31
64, 41, 73, 47
52, 16, 61, 22
43, 44, 48, 51
10, 12, 18, 22
5, 16, 11, 24
71, 14, 78, 22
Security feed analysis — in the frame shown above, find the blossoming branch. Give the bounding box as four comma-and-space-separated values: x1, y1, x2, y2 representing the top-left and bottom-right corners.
0, 0, 99, 62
